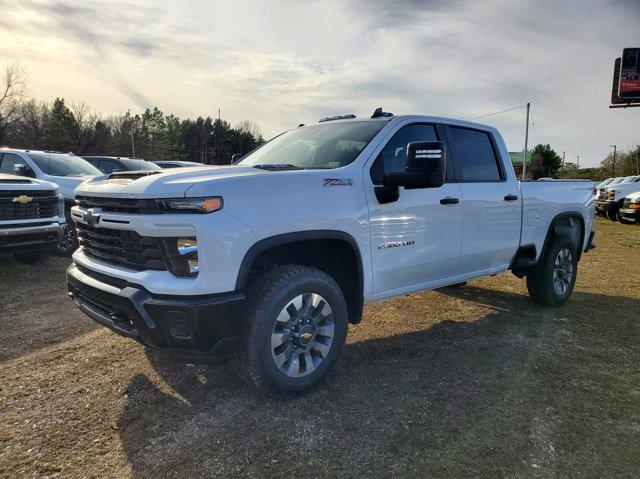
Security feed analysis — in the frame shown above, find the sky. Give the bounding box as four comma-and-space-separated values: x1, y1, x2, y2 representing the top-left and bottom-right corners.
0, 0, 638, 167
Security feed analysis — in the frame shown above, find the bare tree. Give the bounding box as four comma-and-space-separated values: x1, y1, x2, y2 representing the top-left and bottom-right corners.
235, 119, 262, 140
0, 62, 28, 143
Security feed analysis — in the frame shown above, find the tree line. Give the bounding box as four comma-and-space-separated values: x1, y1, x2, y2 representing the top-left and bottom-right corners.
0, 63, 264, 164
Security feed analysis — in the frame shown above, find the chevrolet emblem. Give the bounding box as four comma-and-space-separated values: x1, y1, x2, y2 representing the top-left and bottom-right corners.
12, 195, 33, 204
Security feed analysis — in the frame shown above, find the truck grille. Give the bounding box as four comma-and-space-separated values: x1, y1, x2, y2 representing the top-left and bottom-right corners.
0, 190, 58, 221
76, 223, 166, 271
76, 195, 159, 214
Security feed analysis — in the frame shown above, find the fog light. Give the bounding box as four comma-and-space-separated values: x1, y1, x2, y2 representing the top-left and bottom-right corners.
160, 237, 199, 277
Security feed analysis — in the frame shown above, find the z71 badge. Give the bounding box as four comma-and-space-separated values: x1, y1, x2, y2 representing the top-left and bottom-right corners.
378, 240, 415, 250
323, 178, 353, 187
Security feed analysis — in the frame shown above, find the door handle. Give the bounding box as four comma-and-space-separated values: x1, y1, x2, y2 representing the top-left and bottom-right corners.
504, 194, 519, 201
440, 197, 459, 205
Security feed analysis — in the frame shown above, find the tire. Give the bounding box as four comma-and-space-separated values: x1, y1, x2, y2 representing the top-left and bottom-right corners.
13, 250, 51, 265
55, 222, 78, 257
526, 236, 578, 307
606, 209, 618, 222
241, 265, 348, 397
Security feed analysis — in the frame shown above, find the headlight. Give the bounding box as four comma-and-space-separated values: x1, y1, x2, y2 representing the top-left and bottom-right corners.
156, 197, 223, 213
629, 198, 640, 208
159, 237, 199, 277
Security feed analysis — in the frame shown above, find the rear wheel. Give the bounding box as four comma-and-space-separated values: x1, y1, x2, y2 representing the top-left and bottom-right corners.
526, 236, 578, 307
13, 250, 50, 265
606, 209, 618, 221
241, 265, 348, 397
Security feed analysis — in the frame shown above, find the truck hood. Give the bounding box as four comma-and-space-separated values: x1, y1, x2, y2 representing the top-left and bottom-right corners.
75, 165, 269, 198
0, 173, 59, 192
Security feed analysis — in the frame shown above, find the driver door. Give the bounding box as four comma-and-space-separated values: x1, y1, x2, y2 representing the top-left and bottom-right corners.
365, 123, 463, 296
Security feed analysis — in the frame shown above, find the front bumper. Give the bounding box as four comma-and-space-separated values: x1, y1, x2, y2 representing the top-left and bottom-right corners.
66, 263, 245, 358
0, 222, 63, 254
595, 200, 618, 214
619, 207, 640, 222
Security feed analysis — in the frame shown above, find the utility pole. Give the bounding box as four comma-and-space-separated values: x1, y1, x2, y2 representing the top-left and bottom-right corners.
130, 128, 135, 158
217, 108, 221, 165
575, 155, 580, 168
609, 145, 617, 176
522, 102, 530, 180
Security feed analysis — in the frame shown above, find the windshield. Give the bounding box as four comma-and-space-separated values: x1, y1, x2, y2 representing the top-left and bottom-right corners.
28, 152, 102, 177
619, 176, 638, 184
238, 121, 386, 169
597, 178, 613, 188
120, 159, 161, 171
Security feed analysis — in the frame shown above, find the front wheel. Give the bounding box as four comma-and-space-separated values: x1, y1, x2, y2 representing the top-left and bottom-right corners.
606, 209, 618, 222
55, 223, 78, 257
241, 265, 348, 397
526, 236, 578, 307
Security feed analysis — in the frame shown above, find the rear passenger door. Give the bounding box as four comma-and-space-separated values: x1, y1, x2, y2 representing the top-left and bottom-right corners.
446, 125, 521, 273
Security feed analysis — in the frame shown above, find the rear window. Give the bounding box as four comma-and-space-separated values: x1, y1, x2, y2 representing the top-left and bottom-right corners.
449, 127, 502, 182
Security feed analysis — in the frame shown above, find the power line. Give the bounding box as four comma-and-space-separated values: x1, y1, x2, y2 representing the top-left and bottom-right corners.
468, 104, 526, 121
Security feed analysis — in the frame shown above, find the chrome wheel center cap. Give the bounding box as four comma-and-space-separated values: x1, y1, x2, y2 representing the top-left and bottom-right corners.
296, 325, 314, 345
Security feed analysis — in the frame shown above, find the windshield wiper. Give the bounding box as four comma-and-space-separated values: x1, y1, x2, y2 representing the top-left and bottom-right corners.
252, 164, 302, 170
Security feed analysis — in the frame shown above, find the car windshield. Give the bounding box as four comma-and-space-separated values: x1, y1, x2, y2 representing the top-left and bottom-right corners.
237, 121, 386, 169
597, 178, 613, 188
120, 159, 161, 171
28, 152, 101, 177
619, 176, 638, 184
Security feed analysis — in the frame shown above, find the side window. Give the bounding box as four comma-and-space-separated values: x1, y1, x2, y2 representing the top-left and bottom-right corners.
370, 124, 438, 185
0, 153, 28, 175
98, 160, 120, 173
449, 127, 502, 182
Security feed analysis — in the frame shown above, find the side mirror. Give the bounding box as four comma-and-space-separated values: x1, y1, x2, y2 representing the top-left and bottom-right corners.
231, 153, 244, 164
13, 164, 29, 177
383, 141, 446, 189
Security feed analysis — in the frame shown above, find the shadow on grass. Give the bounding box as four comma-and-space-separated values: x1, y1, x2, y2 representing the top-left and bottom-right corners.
117, 287, 640, 477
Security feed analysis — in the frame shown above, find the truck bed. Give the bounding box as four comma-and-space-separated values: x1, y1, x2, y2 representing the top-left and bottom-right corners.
519, 180, 596, 258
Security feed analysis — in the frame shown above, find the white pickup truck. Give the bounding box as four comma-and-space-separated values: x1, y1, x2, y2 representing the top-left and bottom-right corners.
595, 175, 640, 222
0, 174, 65, 264
0, 148, 102, 255
67, 111, 596, 395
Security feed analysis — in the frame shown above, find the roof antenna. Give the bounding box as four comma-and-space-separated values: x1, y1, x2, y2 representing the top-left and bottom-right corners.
371, 107, 393, 118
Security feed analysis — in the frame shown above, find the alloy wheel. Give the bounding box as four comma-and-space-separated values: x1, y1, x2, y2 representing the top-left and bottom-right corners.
552, 247, 574, 296
270, 293, 335, 378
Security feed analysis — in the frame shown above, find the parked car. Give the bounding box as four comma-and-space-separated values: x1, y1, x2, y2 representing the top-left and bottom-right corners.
619, 191, 640, 224
596, 175, 640, 221
67, 111, 596, 396
154, 160, 206, 168
82, 156, 161, 174
0, 173, 65, 264
0, 149, 102, 255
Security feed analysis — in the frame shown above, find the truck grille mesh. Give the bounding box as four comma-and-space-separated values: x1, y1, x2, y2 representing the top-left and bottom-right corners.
75, 195, 159, 214
76, 223, 166, 271
0, 190, 58, 221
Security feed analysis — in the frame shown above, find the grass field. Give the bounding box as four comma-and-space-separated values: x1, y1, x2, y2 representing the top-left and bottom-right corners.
1, 218, 639, 478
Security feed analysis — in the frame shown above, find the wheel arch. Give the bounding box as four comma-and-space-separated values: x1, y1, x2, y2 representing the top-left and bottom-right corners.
540, 211, 586, 261
236, 230, 365, 324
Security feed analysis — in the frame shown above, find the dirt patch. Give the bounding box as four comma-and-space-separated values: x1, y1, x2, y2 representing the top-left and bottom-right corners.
1, 218, 639, 477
